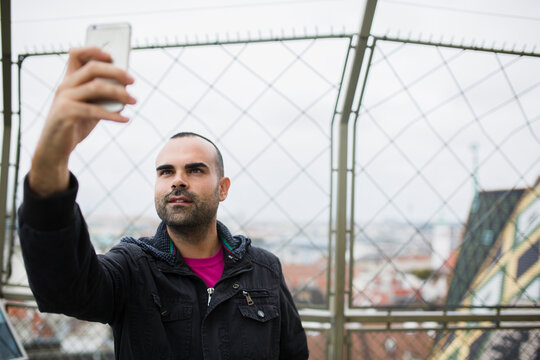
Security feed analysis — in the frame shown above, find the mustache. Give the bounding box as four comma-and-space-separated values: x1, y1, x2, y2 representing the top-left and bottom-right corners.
165, 188, 197, 201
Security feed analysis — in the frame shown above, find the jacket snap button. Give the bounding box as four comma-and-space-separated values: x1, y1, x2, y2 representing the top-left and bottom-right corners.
257, 310, 265, 318
160, 310, 169, 317
233, 283, 239, 289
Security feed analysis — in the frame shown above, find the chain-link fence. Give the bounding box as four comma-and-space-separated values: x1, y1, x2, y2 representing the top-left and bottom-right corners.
4, 34, 352, 358
349, 328, 540, 359
350, 37, 540, 310
5, 302, 328, 360
1, 30, 539, 359
5, 34, 354, 305
344, 36, 540, 359
5, 302, 114, 359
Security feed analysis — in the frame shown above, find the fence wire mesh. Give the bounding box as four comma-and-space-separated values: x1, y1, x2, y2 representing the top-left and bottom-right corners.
349, 328, 540, 360
5, 303, 328, 360
8, 35, 354, 307
1, 33, 539, 359
4, 34, 351, 358
350, 38, 540, 310
6, 303, 114, 359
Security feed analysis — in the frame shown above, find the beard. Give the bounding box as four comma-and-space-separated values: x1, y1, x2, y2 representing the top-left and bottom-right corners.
155, 186, 220, 233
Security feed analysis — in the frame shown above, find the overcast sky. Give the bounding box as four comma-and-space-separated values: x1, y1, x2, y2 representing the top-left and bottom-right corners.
7, 0, 540, 229
11, 0, 540, 55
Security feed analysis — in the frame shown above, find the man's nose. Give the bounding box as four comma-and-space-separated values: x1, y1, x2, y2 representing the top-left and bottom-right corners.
171, 174, 188, 189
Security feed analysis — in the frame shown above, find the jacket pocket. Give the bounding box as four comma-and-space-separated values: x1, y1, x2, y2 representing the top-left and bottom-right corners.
238, 303, 279, 323
156, 297, 194, 359
235, 289, 280, 359
159, 303, 193, 322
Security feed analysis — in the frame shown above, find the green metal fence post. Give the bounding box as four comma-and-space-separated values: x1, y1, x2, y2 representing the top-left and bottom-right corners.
0, 0, 12, 295
330, 0, 377, 359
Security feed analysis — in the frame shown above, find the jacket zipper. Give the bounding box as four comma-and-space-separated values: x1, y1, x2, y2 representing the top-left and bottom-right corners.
242, 290, 254, 306
207, 287, 214, 306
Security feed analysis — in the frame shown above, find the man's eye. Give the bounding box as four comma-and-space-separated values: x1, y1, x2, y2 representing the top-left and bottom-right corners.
189, 168, 203, 174
160, 170, 173, 176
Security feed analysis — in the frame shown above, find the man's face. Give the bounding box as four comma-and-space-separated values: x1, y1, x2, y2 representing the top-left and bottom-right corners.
154, 136, 230, 229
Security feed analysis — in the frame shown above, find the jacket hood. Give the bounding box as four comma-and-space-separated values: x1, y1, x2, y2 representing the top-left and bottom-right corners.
120, 220, 251, 266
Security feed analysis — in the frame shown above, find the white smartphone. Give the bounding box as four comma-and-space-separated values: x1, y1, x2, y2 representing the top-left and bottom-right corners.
85, 23, 131, 112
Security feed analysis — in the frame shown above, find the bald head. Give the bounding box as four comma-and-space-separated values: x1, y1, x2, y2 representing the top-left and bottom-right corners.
168, 132, 224, 178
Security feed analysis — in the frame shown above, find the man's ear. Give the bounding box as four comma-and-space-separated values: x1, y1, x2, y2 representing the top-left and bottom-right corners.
219, 177, 231, 201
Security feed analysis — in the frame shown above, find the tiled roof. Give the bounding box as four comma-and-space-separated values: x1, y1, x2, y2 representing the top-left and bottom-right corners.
444, 188, 525, 306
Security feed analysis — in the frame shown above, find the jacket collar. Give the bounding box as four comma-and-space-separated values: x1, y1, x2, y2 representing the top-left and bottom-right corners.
120, 220, 251, 266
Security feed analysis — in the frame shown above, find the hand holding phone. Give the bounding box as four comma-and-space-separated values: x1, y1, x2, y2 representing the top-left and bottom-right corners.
29, 46, 135, 196
85, 23, 131, 112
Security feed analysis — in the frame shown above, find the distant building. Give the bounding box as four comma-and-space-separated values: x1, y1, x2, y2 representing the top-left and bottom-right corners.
431, 178, 540, 359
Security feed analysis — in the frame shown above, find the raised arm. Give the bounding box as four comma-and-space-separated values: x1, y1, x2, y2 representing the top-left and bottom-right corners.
18, 47, 137, 323
29, 46, 136, 196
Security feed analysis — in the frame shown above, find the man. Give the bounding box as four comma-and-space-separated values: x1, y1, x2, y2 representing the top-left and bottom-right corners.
18, 47, 309, 359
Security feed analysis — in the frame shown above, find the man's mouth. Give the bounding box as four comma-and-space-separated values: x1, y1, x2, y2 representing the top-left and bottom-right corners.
168, 196, 193, 205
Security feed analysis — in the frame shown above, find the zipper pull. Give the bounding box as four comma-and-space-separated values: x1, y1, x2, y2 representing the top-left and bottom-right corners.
242, 290, 254, 306
207, 287, 214, 306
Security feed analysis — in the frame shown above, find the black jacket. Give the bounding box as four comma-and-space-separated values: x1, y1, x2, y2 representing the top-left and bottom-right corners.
18, 174, 308, 359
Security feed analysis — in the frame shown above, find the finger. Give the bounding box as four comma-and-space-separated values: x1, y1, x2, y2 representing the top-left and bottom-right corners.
63, 61, 134, 90
66, 47, 112, 74
71, 101, 131, 123
64, 79, 137, 105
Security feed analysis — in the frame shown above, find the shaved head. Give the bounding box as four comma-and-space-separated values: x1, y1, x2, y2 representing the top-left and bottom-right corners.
169, 132, 224, 178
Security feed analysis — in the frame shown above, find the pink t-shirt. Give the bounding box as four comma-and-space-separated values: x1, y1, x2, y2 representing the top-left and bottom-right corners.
183, 247, 225, 288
